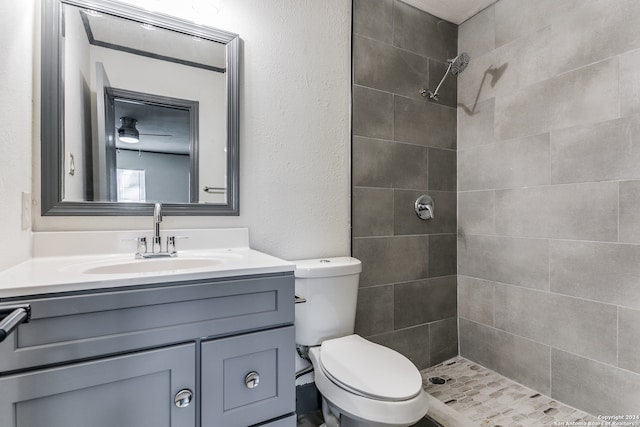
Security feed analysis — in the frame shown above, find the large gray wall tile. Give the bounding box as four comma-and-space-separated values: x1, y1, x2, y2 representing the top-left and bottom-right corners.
552, 349, 640, 415
353, 236, 429, 287
457, 98, 495, 150
369, 324, 431, 369
494, 182, 618, 241
458, 5, 494, 58
428, 234, 456, 278
550, 240, 640, 310
551, 117, 640, 184
458, 234, 549, 290
620, 48, 640, 117
353, 0, 393, 43
458, 133, 550, 191
353, 35, 429, 100
494, 58, 619, 141
494, 285, 618, 364
392, 1, 457, 60
352, 187, 394, 237
355, 285, 394, 337
394, 276, 457, 329
494, 0, 553, 47
352, 136, 395, 188
428, 148, 456, 191
551, 0, 640, 74
458, 191, 494, 235
619, 180, 640, 244
390, 143, 430, 189
458, 27, 552, 107
394, 96, 456, 149
458, 275, 494, 326
619, 307, 640, 374
394, 190, 456, 235
429, 318, 458, 365
459, 319, 551, 394
353, 86, 394, 139
352, 139, 431, 190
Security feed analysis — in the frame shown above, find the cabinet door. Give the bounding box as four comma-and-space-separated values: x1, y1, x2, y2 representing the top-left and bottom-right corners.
201, 326, 295, 426
0, 343, 196, 427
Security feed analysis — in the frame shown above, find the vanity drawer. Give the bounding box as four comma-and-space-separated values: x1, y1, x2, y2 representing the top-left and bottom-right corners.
0, 273, 294, 373
201, 326, 295, 427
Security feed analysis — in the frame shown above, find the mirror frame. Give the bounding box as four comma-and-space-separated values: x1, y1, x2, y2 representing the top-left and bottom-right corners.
41, 0, 240, 216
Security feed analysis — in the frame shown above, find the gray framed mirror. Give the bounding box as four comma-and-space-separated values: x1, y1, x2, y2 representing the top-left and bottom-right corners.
41, 0, 239, 215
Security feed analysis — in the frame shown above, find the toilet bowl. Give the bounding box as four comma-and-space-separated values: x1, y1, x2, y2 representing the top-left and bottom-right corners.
293, 258, 429, 426
309, 335, 429, 426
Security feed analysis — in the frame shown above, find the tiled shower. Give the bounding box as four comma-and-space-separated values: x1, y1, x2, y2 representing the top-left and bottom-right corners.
352, 0, 640, 418
352, 0, 458, 371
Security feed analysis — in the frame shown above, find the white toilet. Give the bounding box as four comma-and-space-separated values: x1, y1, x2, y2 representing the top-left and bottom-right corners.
294, 257, 429, 427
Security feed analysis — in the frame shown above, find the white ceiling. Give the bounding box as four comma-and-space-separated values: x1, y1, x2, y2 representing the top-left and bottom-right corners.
399, 0, 497, 24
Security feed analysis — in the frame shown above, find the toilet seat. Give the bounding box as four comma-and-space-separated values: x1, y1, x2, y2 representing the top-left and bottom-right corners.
319, 335, 423, 401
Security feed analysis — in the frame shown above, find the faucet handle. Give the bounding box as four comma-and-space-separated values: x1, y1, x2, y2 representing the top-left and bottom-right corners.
152, 235, 162, 254
135, 237, 147, 258
167, 236, 188, 255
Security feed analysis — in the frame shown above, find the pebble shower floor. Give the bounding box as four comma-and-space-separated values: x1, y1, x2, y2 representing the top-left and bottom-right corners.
421, 357, 600, 426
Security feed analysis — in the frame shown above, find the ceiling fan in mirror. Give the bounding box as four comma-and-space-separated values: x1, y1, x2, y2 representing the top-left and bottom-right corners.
117, 117, 172, 144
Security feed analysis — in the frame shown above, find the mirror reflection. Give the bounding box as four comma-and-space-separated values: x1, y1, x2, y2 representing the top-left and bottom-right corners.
63, 3, 226, 204
108, 88, 198, 204
41, 0, 239, 215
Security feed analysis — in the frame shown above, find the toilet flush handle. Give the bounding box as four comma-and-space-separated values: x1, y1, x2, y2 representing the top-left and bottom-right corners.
295, 294, 307, 304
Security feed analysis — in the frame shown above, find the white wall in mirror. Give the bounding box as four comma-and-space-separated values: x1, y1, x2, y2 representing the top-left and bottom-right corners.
64, 4, 91, 201
20, 0, 352, 262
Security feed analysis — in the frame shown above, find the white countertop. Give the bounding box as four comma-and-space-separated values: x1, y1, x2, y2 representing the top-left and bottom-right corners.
0, 229, 295, 299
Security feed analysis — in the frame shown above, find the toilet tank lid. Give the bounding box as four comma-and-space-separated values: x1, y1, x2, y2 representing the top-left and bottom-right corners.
292, 257, 362, 278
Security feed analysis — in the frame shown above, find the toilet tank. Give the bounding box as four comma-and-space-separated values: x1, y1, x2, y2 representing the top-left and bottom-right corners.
293, 257, 362, 346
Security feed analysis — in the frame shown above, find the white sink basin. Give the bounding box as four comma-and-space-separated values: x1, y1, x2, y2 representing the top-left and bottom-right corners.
55, 250, 246, 276
82, 257, 226, 275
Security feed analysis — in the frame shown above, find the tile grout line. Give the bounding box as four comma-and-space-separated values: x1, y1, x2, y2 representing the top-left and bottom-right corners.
616, 306, 620, 367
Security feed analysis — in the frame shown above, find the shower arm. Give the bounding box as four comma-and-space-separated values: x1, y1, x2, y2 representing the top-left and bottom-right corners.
429, 61, 454, 99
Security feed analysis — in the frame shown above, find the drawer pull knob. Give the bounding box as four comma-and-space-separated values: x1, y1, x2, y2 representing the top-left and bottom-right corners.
174, 389, 193, 408
245, 371, 260, 389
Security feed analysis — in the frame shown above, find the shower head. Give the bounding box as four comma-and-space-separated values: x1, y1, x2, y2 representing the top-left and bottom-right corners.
449, 52, 470, 76
419, 52, 470, 102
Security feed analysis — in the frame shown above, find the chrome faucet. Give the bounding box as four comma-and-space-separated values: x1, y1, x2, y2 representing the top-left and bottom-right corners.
153, 202, 163, 253
134, 203, 179, 258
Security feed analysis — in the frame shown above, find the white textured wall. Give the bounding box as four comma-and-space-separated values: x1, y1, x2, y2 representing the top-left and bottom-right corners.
30, 0, 352, 261
0, 1, 34, 269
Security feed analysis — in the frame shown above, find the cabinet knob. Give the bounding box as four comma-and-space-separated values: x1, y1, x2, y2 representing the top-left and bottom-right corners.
174, 389, 193, 408
244, 371, 260, 389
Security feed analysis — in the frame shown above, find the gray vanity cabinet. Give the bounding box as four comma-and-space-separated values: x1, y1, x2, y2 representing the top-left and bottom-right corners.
0, 343, 196, 427
0, 272, 295, 427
